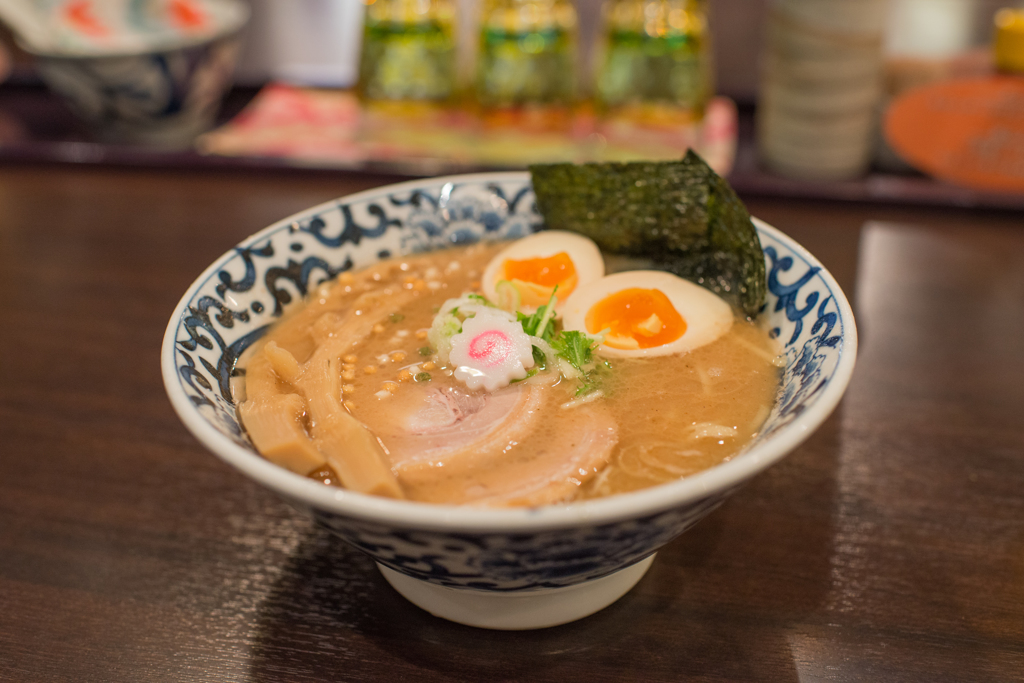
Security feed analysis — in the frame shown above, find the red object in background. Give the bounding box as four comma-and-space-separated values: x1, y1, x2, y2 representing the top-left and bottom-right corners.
885, 76, 1024, 194
168, 0, 207, 30
63, 0, 109, 37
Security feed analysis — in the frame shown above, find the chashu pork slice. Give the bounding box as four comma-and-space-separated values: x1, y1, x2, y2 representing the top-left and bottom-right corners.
379, 383, 618, 507
380, 384, 543, 470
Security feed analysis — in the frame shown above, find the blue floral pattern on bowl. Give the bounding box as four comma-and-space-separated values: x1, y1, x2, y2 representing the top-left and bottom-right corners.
163, 172, 855, 591
34, 33, 242, 147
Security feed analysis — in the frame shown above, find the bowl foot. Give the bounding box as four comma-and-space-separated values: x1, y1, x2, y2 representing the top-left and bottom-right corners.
377, 553, 656, 630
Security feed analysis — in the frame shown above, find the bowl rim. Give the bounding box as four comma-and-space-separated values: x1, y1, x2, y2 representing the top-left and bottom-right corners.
161, 171, 858, 533
17, 0, 249, 58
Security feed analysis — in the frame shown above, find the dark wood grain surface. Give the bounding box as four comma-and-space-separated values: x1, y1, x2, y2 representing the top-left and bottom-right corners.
0, 165, 1021, 683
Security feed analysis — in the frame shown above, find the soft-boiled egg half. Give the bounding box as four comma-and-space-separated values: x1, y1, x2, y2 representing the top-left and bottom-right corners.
482, 231, 604, 311
561, 270, 734, 358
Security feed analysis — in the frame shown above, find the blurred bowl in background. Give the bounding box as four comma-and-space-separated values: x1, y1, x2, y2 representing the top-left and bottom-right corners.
9, 0, 249, 147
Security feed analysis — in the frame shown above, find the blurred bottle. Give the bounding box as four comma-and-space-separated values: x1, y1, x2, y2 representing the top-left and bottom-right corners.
475, 0, 578, 128
995, 7, 1024, 74
358, 0, 457, 106
594, 0, 712, 126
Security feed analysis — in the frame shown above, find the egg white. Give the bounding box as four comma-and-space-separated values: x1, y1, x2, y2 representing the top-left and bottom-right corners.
560, 270, 734, 358
482, 231, 604, 310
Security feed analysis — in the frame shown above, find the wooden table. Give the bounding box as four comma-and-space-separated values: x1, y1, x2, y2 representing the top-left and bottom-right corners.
1, 165, 1021, 682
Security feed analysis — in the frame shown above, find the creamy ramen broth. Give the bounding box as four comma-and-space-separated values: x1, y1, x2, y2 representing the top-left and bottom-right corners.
236, 241, 780, 506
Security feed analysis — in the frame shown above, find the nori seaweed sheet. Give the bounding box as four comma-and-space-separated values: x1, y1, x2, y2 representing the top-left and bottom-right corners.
529, 150, 767, 317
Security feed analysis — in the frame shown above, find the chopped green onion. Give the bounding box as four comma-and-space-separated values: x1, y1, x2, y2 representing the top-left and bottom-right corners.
415, 372, 432, 382
494, 280, 521, 312
418, 346, 433, 356
389, 313, 405, 323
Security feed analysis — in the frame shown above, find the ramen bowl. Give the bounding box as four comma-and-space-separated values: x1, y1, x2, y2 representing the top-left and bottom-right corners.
162, 172, 857, 630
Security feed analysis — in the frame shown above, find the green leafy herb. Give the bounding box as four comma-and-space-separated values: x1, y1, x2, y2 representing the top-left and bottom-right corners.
531, 345, 547, 369
466, 293, 495, 307
550, 330, 607, 397
529, 150, 766, 317
511, 368, 539, 383
573, 359, 614, 397
418, 346, 433, 356
415, 372, 432, 382
389, 313, 405, 323
551, 330, 594, 373
517, 288, 558, 341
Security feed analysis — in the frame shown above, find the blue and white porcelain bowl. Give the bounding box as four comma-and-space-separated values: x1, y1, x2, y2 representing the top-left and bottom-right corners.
20, 0, 249, 147
161, 172, 857, 629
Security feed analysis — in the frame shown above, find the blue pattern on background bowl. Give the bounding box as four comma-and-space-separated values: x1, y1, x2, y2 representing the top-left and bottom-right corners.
20, 0, 249, 147
162, 172, 857, 596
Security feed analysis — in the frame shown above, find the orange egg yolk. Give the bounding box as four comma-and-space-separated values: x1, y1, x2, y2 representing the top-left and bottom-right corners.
585, 288, 686, 350
502, 252, 578, 305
